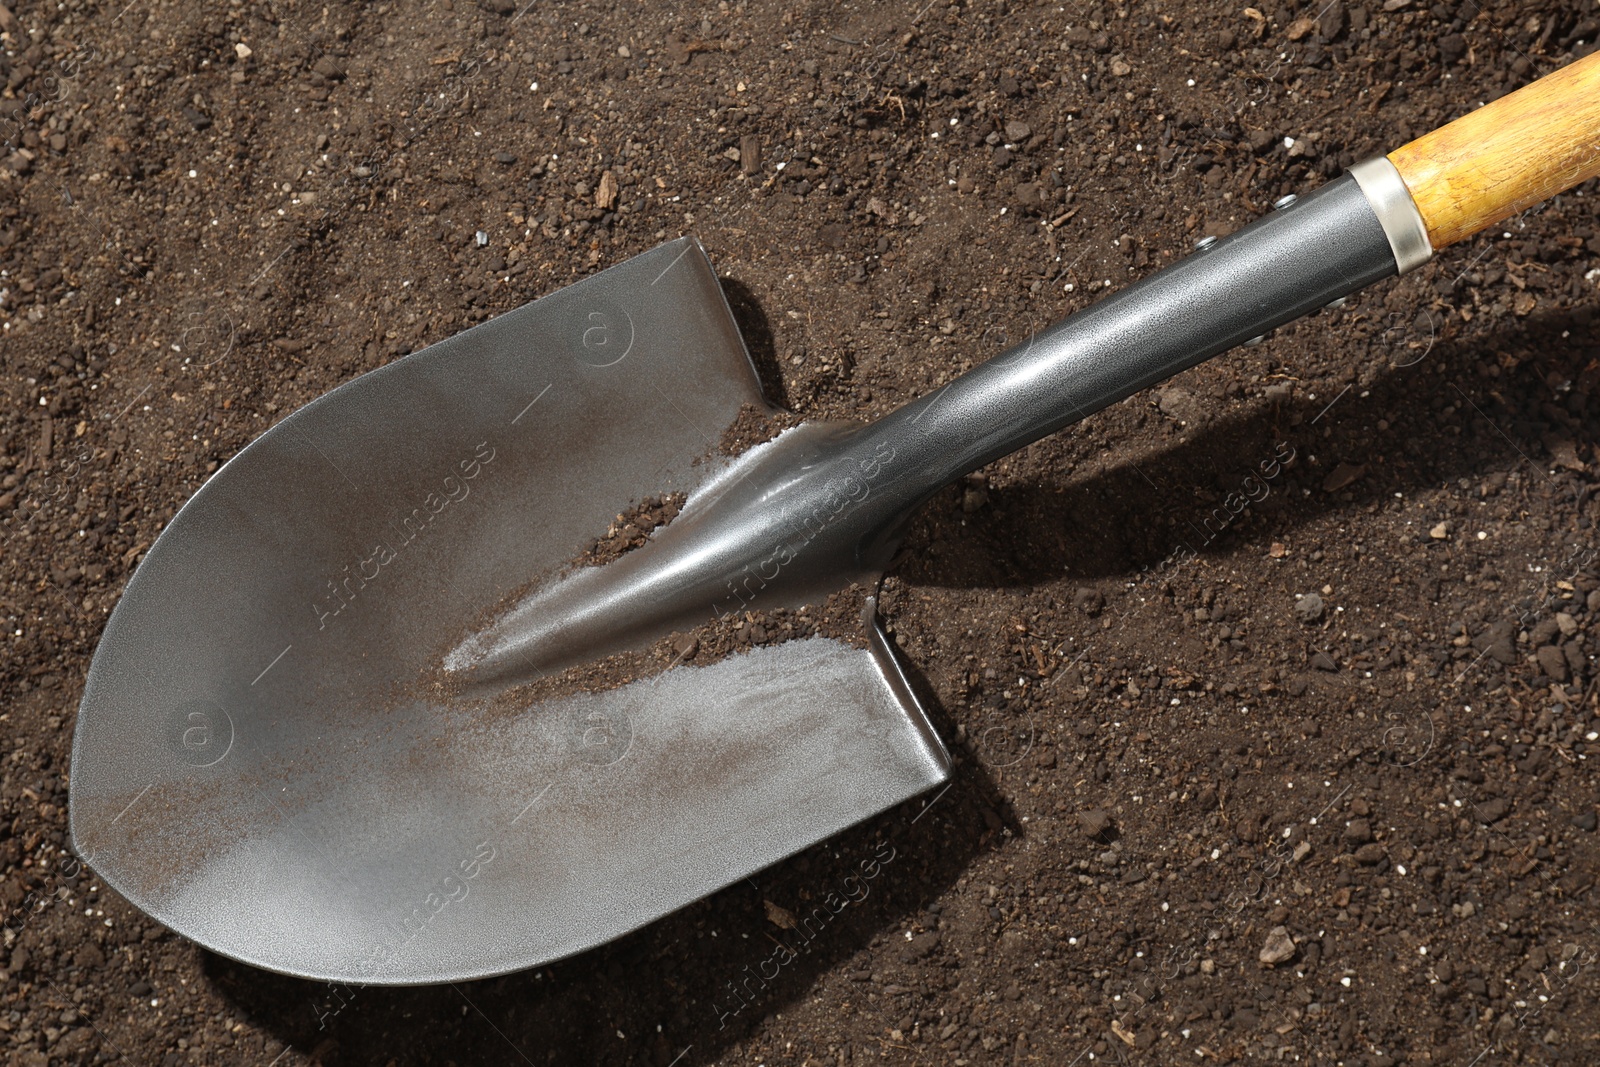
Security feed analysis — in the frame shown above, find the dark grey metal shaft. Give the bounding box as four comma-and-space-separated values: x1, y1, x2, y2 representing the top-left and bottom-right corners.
450, 172, 1401, 684
852, 172, 1397, 538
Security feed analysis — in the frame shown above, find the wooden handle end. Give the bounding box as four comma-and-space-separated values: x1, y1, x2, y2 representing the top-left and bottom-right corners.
1386, 51, 1600, 249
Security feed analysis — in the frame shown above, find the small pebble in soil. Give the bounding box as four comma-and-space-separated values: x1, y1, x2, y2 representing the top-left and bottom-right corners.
1259, 926, 1297, 966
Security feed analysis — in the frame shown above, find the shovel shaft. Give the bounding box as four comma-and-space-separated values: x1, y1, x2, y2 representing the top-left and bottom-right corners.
856, 50, 1600, 545
454, 168, 1411, 683
448, 53, 1600, 687
844, 169, 1401, 552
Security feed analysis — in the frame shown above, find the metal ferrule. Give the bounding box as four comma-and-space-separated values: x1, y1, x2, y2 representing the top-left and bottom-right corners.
1348, 156, 1434, 274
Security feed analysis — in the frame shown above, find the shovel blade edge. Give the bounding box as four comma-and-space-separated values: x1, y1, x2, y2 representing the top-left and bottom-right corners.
150, 626, 946, 983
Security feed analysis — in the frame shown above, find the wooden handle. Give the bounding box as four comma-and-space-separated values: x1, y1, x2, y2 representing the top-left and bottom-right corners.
1387, 50, 1600, 249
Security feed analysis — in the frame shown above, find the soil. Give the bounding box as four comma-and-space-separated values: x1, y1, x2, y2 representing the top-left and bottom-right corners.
430, 584, 875, 713
2, 0, 1599, 1065
715, 402, 805, 455
578, 493, 686, 567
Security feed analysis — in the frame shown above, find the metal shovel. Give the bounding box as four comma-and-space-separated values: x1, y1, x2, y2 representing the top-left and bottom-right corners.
69, 52, 1600, 983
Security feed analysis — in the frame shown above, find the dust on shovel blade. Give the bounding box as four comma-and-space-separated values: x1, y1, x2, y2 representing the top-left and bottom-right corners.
68, 238, 949, 984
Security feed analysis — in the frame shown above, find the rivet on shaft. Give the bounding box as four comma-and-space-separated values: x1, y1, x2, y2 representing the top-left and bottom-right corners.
1242, 334, 1267, 347
1194, 235, 1218, 251
1272, 194, 1299, 210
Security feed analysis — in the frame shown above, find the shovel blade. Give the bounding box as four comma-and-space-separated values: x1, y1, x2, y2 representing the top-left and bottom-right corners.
70, 238, 948, 983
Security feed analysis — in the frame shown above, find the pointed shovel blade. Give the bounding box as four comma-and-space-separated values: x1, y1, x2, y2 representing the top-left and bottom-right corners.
69, 238, 949, 983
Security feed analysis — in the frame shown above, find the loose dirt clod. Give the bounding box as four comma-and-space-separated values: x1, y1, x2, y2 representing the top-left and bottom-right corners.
577, 493, 685, 566
1293, 591, 1325, 622
715, 403, 805, 456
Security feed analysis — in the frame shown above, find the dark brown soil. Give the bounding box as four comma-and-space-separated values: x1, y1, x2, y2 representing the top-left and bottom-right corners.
578, 493, 686, 567
715, 402, 805, 455
3, 0, 1599, 1065
432, 584, 876, 714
